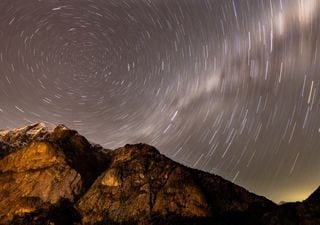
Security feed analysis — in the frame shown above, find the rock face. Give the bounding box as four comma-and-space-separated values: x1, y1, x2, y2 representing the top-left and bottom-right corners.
0, 123, 111, 225
0, 123, 319, 225
0, 142, 82, 223
77, 144, 274, 225
0, 123, 51, 148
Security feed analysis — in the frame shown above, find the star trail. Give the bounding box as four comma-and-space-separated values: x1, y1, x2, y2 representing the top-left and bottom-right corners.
1, 0, 320, 203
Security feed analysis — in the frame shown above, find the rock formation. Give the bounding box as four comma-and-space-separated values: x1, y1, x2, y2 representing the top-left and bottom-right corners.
0, 123, 319, 225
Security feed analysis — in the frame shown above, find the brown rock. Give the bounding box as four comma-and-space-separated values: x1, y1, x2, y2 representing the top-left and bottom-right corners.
76, 144, 273, 225
0, 124, 110, 225
0, 141, 82, 224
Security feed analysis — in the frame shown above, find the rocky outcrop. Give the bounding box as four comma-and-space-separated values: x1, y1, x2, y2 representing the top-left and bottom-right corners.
0, 141, 82, 223
77, 144, 211, 224
0, 123, 319, 225
0, 123, 51, 148
0, 123, 110, 225
77, 144, 274, 225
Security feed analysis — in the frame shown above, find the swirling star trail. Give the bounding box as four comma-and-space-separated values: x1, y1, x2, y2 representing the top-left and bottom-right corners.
1, 0, 320, 202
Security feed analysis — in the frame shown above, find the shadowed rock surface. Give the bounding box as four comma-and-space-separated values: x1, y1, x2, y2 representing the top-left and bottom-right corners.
0, 123, 319, 225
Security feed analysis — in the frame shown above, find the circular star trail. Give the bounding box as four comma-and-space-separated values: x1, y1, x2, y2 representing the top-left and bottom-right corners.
1, 0, 320, 203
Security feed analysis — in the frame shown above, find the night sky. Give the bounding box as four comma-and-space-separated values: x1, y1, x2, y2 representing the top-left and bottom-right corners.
0, 0, 320, 203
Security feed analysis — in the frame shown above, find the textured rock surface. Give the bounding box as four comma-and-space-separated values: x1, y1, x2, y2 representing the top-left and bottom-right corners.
77, 144, 210, 224
77, 144, 274, 225
0, 123, 320, 225
0, 123, 110, 225
0, 123, 51, 148
0, 142, 82, 223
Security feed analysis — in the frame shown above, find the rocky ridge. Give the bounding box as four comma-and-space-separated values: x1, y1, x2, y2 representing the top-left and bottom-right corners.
0, 123, 319, 225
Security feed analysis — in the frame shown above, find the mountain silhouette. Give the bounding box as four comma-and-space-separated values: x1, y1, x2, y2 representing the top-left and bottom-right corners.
0, 123, 319, 225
